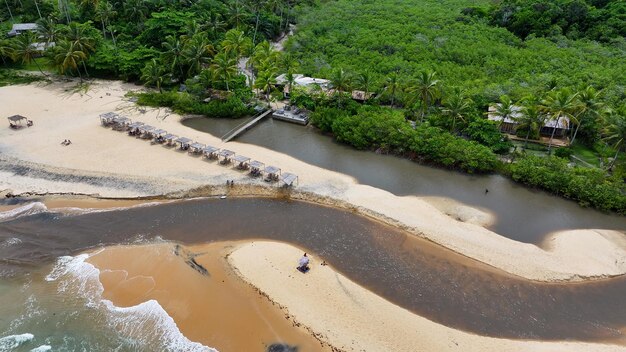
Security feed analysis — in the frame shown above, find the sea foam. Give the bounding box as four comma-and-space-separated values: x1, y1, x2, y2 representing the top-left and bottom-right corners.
46, 253, 217, 351
0, 333, 34, 350
0, 202, 48, 222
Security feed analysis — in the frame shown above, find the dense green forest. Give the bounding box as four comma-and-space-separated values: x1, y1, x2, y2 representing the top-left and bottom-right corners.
487, 0, 626, 43
1, 0, 625, 213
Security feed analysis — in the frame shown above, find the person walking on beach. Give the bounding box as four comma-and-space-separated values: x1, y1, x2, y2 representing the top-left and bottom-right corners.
297, 253, 310, 273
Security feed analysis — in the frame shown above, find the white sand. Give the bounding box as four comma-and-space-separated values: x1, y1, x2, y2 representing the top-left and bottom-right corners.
229, 241, 626, 352
1, 80, 625, 282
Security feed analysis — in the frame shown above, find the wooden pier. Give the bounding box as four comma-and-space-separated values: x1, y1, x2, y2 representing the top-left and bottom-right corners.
221, 109, 273, 142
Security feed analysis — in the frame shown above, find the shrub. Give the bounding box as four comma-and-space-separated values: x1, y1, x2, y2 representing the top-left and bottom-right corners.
507, 155, 626, 213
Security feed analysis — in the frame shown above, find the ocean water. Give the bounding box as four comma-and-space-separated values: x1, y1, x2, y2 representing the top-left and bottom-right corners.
0, 243, 216, 352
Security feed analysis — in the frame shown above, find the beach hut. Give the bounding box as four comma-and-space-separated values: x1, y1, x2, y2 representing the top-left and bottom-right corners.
152, 129, 167, 143
218, 149, 235, 165
264, 165, 281, 182
163, 134, 178, 146
111, 116, 131, 131
281, 173, 298, 187
138, 125, 156, 139
99, 112, 119, 126
203, 146, 219, 160
128, 122, 144, 135
233, 155, 251, 170
189, 142, 205, 154
249, 160, 264, 177
175, 137, 193, 150
7, 115, 28, 129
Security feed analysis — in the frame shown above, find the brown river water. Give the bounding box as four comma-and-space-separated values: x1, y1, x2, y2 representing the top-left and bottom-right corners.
0, 197, 625, 350
182, 117, 626, 244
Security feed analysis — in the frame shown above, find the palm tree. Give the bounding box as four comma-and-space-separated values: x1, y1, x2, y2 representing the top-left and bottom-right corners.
254, 61, 278, 105
441, 87, 472, 132
37, 17, 60, 46
52, 40, 87, 81
123, 0, 148, 23
571, 86, 604, 145
601, 107, 626, 169
251, 41, 277, 67
539, 88, 579, 154
198, 68, 214, 89
183, 35, 214, 78
267, 0, 286, 32
221, 29, 252, 60
205, 11, 225, 38
63, 22, 96, 78
162, 35, 187, 81
141, 59, 166, 93
356, 70, 375, 100
517, 102, 546, 148
4, 0, 14, 22
494, 95, 515, 125
58, 0, 72, 23
383, 71, 401, 107
95, 1, 116, 39
411, 70, 439, 122
284, 70, 296, 100
210, 52, 238, 91
11, 32, 47, 76
0, 39, 12, 65
246, 0, 268, 45
279, 52, 299, 73
228, 0, 247, 29
330, 67, 351, 106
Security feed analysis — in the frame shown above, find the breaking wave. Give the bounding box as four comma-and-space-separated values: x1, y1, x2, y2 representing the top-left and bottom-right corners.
45, 252, 217, 352
0, 202, 48, 222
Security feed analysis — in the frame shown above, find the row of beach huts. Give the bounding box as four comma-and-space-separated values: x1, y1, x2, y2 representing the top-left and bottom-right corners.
99, 112, 298, 187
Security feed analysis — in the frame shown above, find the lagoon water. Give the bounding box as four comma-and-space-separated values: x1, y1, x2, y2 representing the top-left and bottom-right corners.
183, 117, 626, 243
1, 198, 625, 351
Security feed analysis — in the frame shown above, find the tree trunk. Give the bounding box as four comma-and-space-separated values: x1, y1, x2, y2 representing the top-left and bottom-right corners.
5, 0, 14, 22
82, 60, 90, 78
34, 57, 47, 77
607, 148, 620, 170
101, 20, 107, 38
570, 122, 581, 146
34, 0, 42, 19
253, 12, 260, 46
76, 66, 83, 83
547, 116, 560, 155
524, 129, 530, 149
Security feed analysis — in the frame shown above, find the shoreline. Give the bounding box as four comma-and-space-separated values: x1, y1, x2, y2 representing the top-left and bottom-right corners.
0, 79, 625, 282
4, 186, 625, 284
0, 74, 625, 351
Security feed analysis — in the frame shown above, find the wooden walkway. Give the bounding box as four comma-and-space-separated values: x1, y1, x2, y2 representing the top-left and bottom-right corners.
221, 109, 273, 142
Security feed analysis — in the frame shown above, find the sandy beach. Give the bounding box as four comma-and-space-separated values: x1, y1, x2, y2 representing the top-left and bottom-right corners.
1, 79, 625, 282
86, 242, 329, 351
1, 79, 626, 350
230, 241, 626, 352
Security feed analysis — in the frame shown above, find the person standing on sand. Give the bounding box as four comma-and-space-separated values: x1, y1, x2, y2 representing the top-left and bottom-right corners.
297, 253, 310, 272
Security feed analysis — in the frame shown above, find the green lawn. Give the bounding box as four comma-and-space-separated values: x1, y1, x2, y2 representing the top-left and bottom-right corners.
570, 143, 602, 168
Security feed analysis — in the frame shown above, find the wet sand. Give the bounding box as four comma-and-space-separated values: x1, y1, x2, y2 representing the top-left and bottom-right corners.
87, 241, 329, 352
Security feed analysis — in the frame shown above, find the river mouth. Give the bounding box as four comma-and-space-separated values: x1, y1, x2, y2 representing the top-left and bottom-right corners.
1, 197, 625, 345
182, 117, 626, 244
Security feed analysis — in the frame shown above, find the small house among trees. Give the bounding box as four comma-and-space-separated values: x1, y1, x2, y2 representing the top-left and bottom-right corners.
488, 105, 570, 138
7, 23, 38, 37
